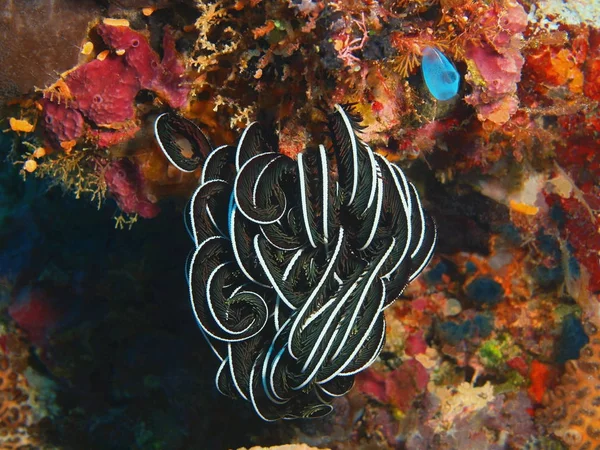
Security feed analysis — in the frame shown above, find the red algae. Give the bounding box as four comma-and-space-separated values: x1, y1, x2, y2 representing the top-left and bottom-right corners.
527, 360, 553, 405
584, 29, 600, 100
356, 359, 429, 412
546, 194, 600, 293
466, 44, 524, 97
405, 330, 428, 356
526, 46, 584, 94
463, 0, 528, 125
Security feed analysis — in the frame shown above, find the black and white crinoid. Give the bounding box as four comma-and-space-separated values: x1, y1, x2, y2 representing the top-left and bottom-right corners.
154, 104, 436, 420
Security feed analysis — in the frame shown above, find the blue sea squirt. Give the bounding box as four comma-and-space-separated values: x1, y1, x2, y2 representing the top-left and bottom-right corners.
154, 105, 437, 420
421, 46, 460, 101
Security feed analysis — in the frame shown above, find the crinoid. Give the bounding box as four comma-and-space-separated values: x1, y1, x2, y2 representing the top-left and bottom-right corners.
154, 105, 437, 420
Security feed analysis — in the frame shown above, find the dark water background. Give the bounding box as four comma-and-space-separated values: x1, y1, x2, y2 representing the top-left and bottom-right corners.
0, 133, 294, 449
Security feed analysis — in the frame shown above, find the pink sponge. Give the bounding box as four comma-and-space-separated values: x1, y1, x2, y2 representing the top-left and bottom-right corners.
65, 56, 140, 127
42, 24, 190, 149
466, 44, 524, 97
104, 158, 160, 218
41, 99, 85, 143
463, 0, 528, 124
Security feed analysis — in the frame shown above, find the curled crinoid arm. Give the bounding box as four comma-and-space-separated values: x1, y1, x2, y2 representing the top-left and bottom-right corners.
155, 104, 436, 420
154, 112, 213, 172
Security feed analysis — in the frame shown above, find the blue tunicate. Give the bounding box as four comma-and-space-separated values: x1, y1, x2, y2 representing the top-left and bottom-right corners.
421, 46, 460, 101
466, 276, 504, 306
472, 312, 494, 338
533, 265, 563, 288
465, 261, 477, 274
566, 242, 581, 278
437, 313, 494, 345
556, 314, 589, 363
425, 260, 448, 283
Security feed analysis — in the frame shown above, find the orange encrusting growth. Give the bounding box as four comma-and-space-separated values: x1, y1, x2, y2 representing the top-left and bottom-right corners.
539, 315, 600, 449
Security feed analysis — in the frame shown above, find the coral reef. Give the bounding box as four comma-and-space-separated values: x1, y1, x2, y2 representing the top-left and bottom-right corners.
539, 313, 600, 449
238, 446, 329, 450
463, 0, 528, 124
0, 0, 102, 105
103, 158, 160, 219
41, 20, 191, 149
0, 0, 599, 448
0, 330, 50, 449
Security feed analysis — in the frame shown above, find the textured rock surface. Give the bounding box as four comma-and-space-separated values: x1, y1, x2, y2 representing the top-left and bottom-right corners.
539, 314, 600, 449
0, 0, 101, 103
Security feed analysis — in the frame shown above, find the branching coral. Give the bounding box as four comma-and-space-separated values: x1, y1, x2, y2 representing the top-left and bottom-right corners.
389, 32, 451, 79
190, 0, 240, 73
331, 13, 369, 71
19, 145, 107, 209
188, 0, 326, 131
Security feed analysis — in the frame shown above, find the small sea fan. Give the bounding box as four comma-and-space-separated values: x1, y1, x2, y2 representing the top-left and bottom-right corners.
154, 105, 436, 420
